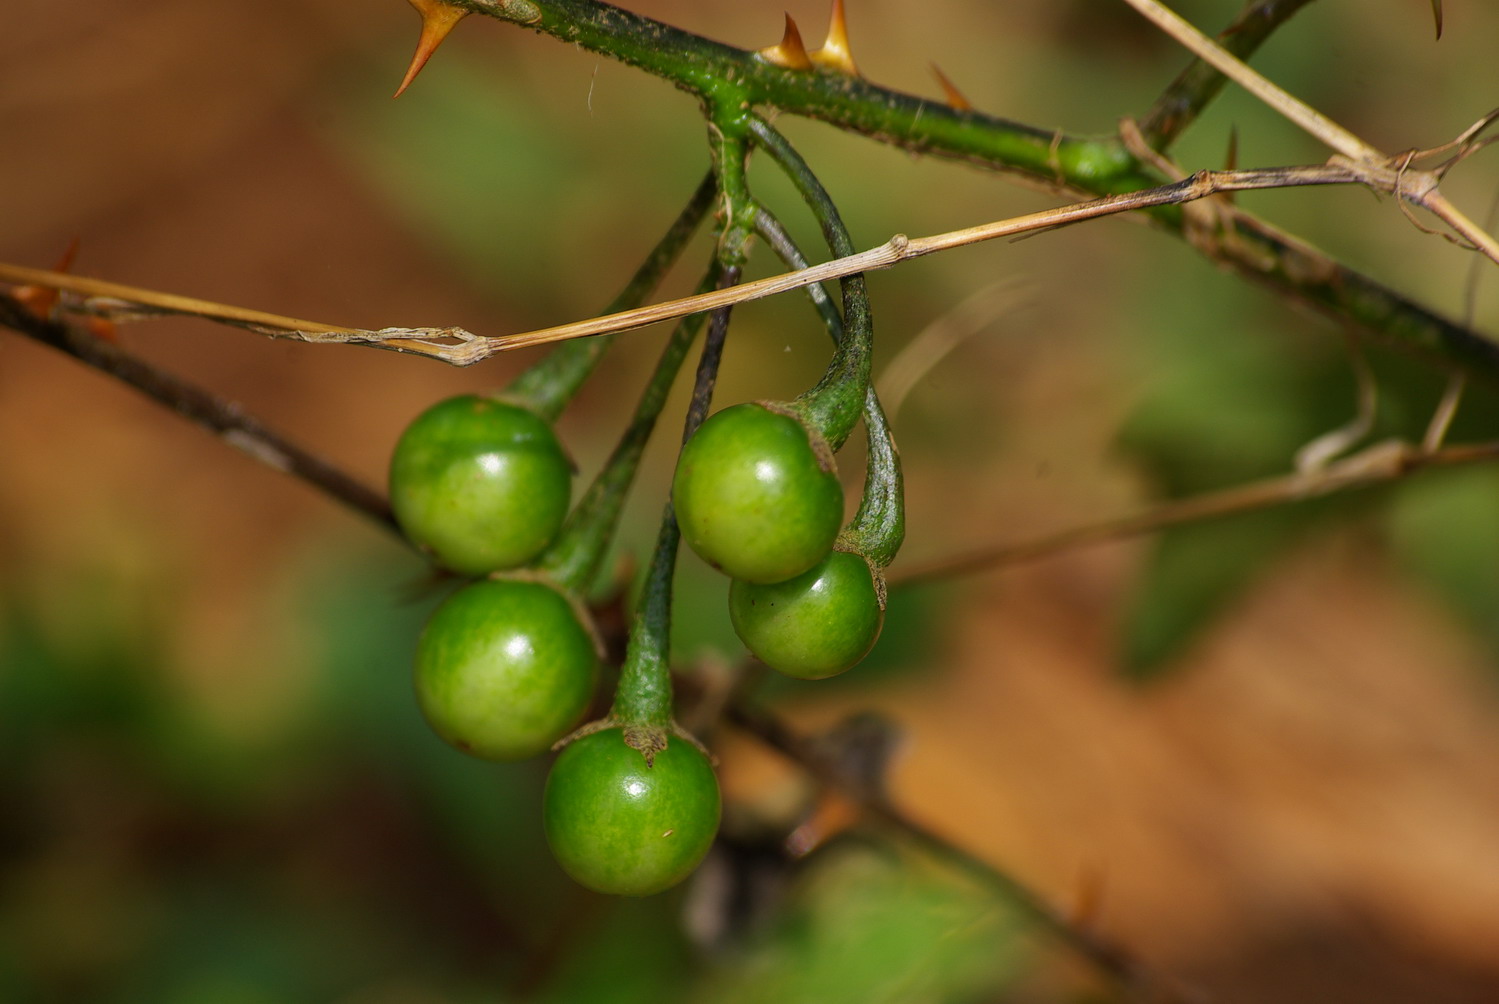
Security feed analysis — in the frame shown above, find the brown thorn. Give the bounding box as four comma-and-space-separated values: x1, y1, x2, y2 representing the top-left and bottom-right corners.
14, 237, 82, 319
1431, 0, 1444, 40
811, 0, 859, 76
394, 0, 468, 98
930, 63, 971, 112
759, 13, 813, 70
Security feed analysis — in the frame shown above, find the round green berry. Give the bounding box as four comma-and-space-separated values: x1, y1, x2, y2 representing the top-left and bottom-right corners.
414, 578, 598, 761
672, 403, 843, 584
390, 394, 571, 576
729, 548, 883, 679
543, 727, 720, 896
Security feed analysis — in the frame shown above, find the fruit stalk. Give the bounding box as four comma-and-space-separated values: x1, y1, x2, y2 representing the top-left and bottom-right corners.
750, 168, 904, 568
504, 172, 715, 422
609, 270, 739, 747
537, 266, 721, 594
746, 116, 873, 450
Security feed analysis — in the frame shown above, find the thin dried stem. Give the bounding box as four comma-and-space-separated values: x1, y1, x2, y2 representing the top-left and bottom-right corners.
5, 153, 1494, 366
0, 262, 486, 365
890, 438, 1499, 589
1119, 0, 1499, 265
1140, 0, 1318, 150
1119, 0, 1375, 161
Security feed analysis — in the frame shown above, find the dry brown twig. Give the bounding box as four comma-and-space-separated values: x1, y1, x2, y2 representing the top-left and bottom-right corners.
889, 437, 1499, 589
1118, 0, 1499, 263
3, 143, 1490, 369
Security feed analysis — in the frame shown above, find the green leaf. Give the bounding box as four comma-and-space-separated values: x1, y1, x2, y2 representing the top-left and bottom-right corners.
531, 896, 695, 1004
1388, 464, 1499, 652
1113, 296, 1364, 681
690, 838, 1027, 1004
1120, 508, 1303, 680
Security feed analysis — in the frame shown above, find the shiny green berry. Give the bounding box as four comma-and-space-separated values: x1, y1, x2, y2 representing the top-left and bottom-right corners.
390, 394, 571, 576
543, 728, 720, 896
672, 403, 843, 585
729, 548, 883, 679
414, 578, 598, 761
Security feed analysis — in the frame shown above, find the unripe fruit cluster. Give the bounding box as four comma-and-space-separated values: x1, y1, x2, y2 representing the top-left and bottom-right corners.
390, 394, 719, 898
673, 402, 885, 679
390, 394, 592, 761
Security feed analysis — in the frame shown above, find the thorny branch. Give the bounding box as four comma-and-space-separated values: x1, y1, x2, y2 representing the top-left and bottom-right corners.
1117, 0, 1499, 265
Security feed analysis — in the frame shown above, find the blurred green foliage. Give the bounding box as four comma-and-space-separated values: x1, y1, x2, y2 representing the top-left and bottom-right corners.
0, 549, 1028, 1002
1116, 261, 1499, 679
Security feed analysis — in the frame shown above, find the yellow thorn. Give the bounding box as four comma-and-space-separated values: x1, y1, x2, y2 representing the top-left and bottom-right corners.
930, 63, 970, 112
758, 13, 813, 70
811, 0, 859, 76
394, 0, 468, 98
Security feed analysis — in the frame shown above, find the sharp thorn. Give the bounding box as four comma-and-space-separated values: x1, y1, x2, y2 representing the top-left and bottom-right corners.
811, 0, 859, 76
394, 0, 468, 98
930, 63, 971, 112
54, 236, 81, 275
758, 13, 813, 70
14, 237, 82, 318
1431, 0, 1444, 40
1222, 127, 1239, 204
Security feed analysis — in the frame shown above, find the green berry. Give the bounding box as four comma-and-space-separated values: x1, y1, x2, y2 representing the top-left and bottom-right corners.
390, 394, 571, 576
729, 548, 883, 679
672, 403, 843, 584
414, 578, 598, 761
543, 728, 720, 896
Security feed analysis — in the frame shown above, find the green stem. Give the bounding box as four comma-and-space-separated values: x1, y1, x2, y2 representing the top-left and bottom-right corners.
747, 116, 871, 450
463, 0, 1137, 190
537, 267, 720, 594
608, 511, 680, 732
705, 116, 757, 270
454, 0, 1499, 387
1140, 0, 1320, 151
505, 171, 715, 421
754, 206, 904, 568
610, 270, 740, 735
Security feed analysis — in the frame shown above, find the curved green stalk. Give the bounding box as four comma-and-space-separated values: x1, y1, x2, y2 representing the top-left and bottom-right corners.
505, 172, 715, 421
754, 206, 903, 569
610, 271, 739, 750
537, 267, 720, 594
746, 116, 872, 450
608, 510, 679, 736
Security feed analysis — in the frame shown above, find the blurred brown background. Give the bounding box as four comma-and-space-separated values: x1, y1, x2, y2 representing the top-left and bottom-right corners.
4, 1, 1499, 1001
